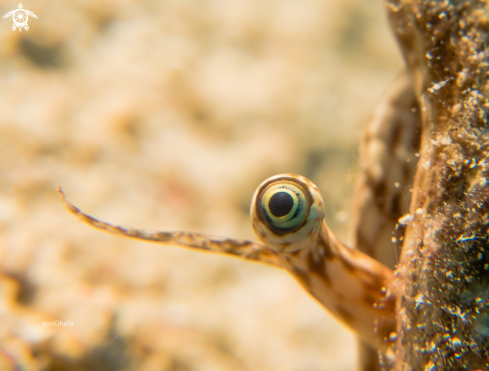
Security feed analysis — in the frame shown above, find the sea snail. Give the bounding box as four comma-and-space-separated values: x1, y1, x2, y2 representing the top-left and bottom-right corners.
60, 173, 396, 352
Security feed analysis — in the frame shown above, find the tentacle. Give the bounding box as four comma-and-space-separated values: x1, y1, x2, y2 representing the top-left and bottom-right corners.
58, 188, 282, 268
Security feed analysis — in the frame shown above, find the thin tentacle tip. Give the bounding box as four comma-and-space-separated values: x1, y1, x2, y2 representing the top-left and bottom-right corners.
57, 186, 65, 198
57, 187, 89, 222
57, 186, 73, 209
57, 186, 72, 210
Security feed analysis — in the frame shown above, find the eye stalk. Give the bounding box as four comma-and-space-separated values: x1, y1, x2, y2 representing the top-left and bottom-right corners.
251, 174, 325, 253
61, 173, 396, 351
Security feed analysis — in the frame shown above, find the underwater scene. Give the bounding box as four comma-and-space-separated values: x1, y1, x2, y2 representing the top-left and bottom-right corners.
4, 0, 487, 370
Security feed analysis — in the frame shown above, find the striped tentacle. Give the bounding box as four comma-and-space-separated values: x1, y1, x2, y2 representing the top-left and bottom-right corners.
59, 188, 281, 268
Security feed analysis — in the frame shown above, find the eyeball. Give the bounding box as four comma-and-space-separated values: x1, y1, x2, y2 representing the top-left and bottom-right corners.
251, 174, 325, 253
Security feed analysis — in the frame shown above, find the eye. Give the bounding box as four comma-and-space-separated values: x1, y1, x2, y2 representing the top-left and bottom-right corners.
251, 174, 325, 253
260, 183, 308, 232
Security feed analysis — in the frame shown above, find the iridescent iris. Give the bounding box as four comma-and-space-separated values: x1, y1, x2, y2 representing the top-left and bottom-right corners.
260, 183, 308, 231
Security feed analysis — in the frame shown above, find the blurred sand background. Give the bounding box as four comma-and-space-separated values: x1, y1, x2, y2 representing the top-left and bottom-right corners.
0, 0, 403, 370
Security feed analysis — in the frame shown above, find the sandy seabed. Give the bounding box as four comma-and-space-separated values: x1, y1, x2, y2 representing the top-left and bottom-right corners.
0, 0, 402, 370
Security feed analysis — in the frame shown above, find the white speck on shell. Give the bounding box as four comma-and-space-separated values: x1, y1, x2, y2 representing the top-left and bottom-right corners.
399, 214, 414, 225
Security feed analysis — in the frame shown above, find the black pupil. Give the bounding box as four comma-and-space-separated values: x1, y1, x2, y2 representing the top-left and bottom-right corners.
269, 192, 294, 217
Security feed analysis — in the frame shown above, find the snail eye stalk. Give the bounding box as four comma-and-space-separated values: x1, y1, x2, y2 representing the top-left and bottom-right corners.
251, 174, 324, 253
